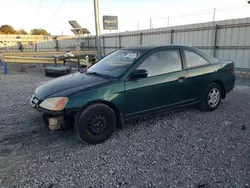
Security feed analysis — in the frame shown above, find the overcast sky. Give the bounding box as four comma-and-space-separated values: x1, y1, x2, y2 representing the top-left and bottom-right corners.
0, 0, 250, 35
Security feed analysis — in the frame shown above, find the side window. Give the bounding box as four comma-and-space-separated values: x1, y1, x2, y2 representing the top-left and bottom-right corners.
184, 50, 210, 68
137, 50, 182, 77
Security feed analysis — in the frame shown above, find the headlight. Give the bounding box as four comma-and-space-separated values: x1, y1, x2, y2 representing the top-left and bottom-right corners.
39, 97, 68, 111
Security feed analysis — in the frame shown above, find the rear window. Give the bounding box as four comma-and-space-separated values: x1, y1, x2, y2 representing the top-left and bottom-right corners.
184, 50, 210, 68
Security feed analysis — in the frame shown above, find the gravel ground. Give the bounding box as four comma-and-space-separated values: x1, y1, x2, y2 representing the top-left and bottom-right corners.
0, 71, 249, 188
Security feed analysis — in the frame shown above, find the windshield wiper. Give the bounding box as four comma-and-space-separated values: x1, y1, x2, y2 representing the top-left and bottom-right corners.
86, 71, 115, 79
86, 71, 100, 76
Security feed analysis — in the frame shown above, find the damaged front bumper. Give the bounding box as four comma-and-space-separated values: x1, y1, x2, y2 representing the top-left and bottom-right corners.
30, 94, 76, 131
43, 115, 69, 131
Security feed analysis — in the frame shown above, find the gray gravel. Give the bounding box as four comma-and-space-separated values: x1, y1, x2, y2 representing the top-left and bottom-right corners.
0, 72, 249, 188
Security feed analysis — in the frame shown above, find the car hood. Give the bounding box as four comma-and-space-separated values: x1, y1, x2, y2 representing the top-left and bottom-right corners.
35, 72, 111, 99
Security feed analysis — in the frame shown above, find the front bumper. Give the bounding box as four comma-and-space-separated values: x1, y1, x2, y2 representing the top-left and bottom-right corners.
30, 94, 77, 130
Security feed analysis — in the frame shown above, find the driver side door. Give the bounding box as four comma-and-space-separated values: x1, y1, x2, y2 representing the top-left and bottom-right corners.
124, 48, 191, 117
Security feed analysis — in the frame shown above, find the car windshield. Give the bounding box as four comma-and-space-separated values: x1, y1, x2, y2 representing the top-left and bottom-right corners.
87, 50, 142, 78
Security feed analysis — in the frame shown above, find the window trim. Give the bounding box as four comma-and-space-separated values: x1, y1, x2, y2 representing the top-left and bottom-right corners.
182, 49, 211, 69
126, 48, 184, 80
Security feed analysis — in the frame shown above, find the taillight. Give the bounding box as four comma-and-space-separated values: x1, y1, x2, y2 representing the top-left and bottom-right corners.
232, 68, 235, 75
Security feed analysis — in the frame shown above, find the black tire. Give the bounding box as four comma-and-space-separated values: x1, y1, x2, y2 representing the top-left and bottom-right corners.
75, 103, 116, 144
199, 83, 222, 111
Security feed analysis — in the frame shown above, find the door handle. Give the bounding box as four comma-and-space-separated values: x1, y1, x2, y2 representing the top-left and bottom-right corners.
177, 76, 186, 82
178, 76, 186, 80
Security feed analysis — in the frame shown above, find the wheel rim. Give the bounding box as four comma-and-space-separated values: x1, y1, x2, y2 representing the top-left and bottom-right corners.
208, 88, 220, 107
87, 113, 108, 135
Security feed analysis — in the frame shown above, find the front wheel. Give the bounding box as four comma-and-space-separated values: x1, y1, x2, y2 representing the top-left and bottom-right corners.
75, 103, 116, 144
199, 83, 222, 111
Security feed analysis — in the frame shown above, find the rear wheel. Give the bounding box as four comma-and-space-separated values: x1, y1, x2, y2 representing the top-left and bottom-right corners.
75, 103, 116, 144
200, 83, 222, 111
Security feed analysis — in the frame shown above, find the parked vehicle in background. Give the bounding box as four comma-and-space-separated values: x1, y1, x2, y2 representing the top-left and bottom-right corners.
30, 45, 235, 144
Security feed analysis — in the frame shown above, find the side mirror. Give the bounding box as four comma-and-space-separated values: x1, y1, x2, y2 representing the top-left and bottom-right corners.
130, 69, 148, 79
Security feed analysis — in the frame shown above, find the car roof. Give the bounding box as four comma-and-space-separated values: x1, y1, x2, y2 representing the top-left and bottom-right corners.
122, 45, 219, 63
122, 45, 189, 51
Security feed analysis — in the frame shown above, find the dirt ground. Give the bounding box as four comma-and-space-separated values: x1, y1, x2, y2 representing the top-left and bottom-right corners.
0, 70, 249, 188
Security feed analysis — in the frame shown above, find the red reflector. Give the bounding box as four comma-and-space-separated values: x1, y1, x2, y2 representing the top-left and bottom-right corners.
232, 68, 235, 75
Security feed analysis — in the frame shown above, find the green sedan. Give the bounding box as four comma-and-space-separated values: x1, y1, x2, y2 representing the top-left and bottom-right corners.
30, 45, 235, 144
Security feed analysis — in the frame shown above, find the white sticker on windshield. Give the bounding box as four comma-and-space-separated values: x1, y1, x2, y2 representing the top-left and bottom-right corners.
125, 53, 137, 59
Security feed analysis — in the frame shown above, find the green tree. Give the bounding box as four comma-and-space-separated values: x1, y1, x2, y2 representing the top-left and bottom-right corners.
16, 28, 28, 35
30, 28, 50, 35
0, 25, 16, 34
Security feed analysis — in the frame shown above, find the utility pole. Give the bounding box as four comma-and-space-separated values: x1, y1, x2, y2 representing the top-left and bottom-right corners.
168, 17, 170, 27
137, 21, 139, 30
93, 0, 101, 59
212, 8, 216, 22
150, 18, 152, 29
211, 8, 217, 56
